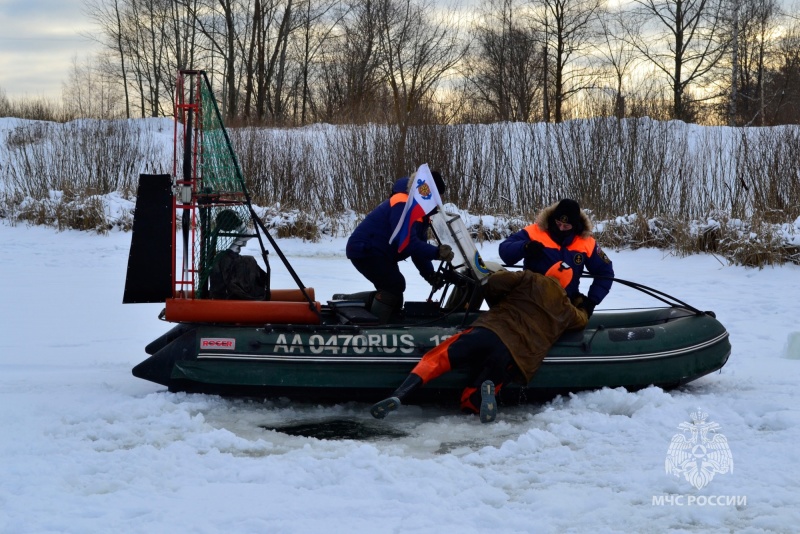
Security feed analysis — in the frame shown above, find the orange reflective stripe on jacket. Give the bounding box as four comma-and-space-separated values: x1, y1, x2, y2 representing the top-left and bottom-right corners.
524, 224, 596, 256
390, 191, 425, 224
389, 192, 408, 207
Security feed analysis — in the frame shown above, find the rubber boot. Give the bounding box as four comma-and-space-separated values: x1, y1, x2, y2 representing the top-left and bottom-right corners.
370, 397, 401, 419
391, 373, 423, 400
370, 374, 422, 419
479, 380, 497, 423
370, 290, 402, 324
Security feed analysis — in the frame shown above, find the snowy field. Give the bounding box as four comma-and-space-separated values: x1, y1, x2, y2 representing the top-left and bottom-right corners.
1, 223, 799, 533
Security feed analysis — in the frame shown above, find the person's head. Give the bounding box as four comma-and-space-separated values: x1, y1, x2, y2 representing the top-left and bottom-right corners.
549, 198, 585, 236
393, 176, 410, 194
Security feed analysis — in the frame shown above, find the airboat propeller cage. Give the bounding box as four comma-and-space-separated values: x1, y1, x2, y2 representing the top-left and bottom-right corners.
431, 212, 493, 282
123, 68, 320, 323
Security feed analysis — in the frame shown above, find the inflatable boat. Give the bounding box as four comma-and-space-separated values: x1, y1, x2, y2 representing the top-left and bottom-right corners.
131, 298, 730, 404
123, 69, 730, 406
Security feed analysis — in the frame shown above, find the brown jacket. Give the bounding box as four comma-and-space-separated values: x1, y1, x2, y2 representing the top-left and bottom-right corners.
471, 270, 588, 383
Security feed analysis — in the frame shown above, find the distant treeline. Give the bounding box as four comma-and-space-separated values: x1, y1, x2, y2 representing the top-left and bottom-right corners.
1, 117, 798, 266
4, 0, 800, 134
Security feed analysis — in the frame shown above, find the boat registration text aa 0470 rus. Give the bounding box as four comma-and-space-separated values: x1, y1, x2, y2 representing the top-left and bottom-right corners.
201, 333, 457, 355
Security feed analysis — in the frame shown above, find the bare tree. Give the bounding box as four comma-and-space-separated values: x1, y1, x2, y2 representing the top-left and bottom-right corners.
238, 0, 297, 122
376, 0, 467, 167
190, 0, 253, 120
84, 0, 134, 117
762, 17, 800, 124
292, 0, 341, 124
318, 0, 386, 122
169, 0, 199, 73
62, 54, 125, 118
137, 0, 172, 117
723, 0, 779, 125
623, 0, 728, 122
266, 0, 293, 121
528, 0, 603, 123
595, 7, 638, 118
465, 0, 543, 122
91, 0, 175, 118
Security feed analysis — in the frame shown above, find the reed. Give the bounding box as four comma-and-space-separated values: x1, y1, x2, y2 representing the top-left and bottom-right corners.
1, 118, 798, 266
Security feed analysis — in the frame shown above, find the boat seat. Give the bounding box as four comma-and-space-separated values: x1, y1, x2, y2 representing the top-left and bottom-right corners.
328, 300, 380, 325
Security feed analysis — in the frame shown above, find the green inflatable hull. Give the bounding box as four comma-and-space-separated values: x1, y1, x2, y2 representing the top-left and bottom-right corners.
133, 305, 731, 405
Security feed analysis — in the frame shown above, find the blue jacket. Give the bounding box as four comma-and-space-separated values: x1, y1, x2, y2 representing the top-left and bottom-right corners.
346, 177, 438, 275
499, 204, 614, 304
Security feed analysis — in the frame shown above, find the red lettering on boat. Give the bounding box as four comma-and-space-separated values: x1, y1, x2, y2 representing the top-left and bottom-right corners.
201, 338, 236, 350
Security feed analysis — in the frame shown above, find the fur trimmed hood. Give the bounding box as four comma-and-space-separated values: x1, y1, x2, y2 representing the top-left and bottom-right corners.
534, 200, 593, 238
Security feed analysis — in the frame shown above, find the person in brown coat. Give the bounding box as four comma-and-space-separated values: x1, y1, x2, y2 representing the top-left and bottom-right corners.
370, 266, 592, 423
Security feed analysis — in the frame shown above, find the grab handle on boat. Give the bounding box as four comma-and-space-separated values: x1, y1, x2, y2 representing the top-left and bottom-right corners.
582, 324, 604, 352
580, 275, 705, 316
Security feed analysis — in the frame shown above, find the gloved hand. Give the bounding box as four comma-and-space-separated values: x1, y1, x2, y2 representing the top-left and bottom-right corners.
423, 271, 446, 290
437, 244, 455, 262
525, 240, 544, 261
571, 292, 596, 318
582, 298, 597, 318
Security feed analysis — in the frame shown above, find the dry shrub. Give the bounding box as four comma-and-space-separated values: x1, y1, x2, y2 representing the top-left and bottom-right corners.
0, 94, 71, 123
596, 214, 683, 250
467, 214, 527, 243
13, 193, 111, 233
107, 205, 134, 232
17, 201, 55, 226
784, 245, 800, 265
594, 211, 799, 268
4, 119, 166, 202
718, 234, 783, 268
5, 123, 48, 148
258, 207, 321, 241
693, 223, 719, 253
313, 212, 358, 238
708, 214, 787, 268
0, 191, 22, 221
56, 196, 108, 233
274, 219, 319, 241
471, 221, 506, 242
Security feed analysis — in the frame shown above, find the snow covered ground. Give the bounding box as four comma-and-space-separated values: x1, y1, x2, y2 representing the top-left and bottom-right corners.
1, 223, 799, 533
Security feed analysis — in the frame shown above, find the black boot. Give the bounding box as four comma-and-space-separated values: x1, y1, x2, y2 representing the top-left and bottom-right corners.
370, 374, 423, 419
392, 374, 423, 400
370, 397, 401, 419
479, 380, 497, 423
370, 290, 402, 324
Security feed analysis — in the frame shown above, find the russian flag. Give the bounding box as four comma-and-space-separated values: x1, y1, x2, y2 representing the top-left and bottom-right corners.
389, 164, 443, 253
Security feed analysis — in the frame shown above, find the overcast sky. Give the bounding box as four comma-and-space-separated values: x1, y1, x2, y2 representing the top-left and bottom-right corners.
0, 0, 99, 99
0, 0, 479, 102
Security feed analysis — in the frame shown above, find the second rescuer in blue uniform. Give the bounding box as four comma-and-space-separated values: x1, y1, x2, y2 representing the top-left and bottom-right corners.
499, 198, 614, 316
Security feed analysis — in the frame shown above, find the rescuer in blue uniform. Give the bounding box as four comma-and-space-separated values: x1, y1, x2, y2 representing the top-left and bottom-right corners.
344, 171, 454, 322
499, 198, 614, 316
